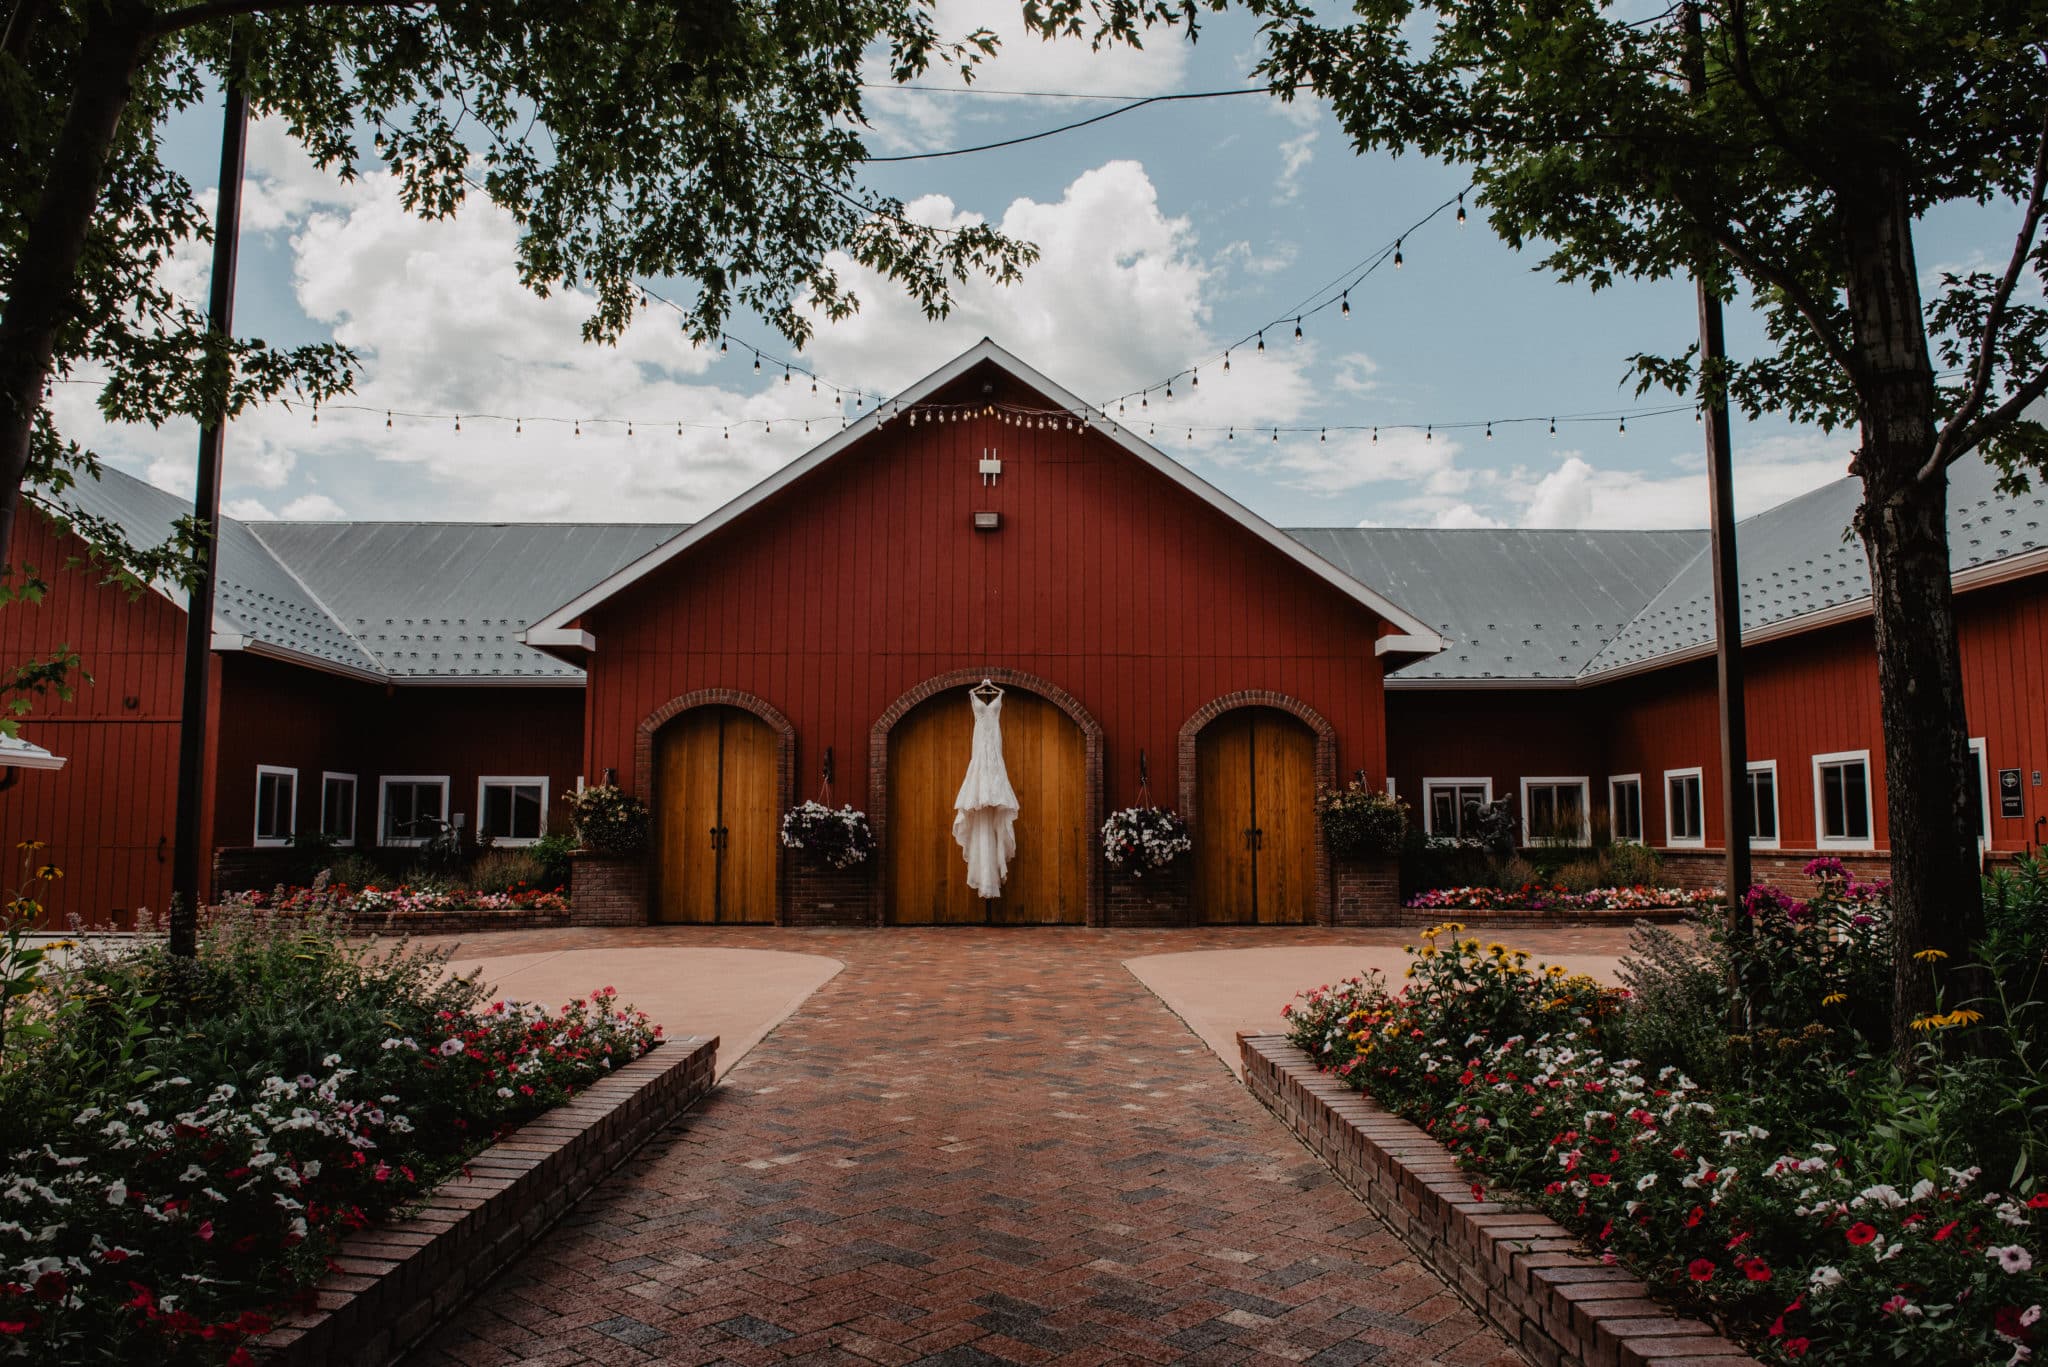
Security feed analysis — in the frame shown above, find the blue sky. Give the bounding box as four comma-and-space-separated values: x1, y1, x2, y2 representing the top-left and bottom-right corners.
53, 1, 2026, 531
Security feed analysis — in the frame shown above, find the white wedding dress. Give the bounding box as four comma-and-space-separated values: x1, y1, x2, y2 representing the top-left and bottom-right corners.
952, 689, 1019, 898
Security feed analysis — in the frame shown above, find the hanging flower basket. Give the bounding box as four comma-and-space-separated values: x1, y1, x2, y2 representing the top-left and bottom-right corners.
1317, 779, 1408, 858
567, 783, 650, 856
1102, 806, 1191, 878
780, 801, 877, 871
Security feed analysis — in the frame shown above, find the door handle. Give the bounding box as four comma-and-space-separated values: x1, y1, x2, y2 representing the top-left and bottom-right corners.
709, 825, 723, 850
1252, 828, 1264, 850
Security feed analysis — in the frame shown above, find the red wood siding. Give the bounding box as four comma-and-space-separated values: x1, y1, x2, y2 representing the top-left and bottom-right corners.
580, 366, 1392, 822
0, 508, 185, 925
1384, 689, 1603, 833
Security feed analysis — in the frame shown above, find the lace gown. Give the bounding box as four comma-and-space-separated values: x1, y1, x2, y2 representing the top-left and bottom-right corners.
952, 691, 1019, 898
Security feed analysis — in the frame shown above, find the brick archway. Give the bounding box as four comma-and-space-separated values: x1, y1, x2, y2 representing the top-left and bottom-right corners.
869, 668, 1107, 926
1177, 691, 1338, 924
634, 689, 797, 923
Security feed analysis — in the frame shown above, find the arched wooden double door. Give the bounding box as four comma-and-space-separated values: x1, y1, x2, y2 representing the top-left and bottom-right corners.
887, 688, 1088, 924
654, 706, 778, 923
1194, 707, 1317, 924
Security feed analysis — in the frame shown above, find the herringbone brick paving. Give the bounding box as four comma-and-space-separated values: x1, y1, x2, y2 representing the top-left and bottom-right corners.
414, 926, 1632, 1366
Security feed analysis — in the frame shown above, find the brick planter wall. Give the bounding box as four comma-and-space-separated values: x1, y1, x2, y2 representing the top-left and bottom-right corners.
1329, 854, 1402, 925
1240, 1034, 1758, 1367
1658, 849, 1891, 897
213, 847, 313, 895
785, 858, 876, 926
570, 852, 649, 926
254, 1035, 718, 1367
1105, 865, 1190, 926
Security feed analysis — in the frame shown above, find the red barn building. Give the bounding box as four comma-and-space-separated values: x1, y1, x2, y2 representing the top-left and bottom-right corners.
4, 340, 2044, 927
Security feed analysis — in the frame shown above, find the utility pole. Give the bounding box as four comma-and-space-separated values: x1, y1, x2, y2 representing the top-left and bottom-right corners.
1683, 4, 1752, 927
169, 44, 249, 955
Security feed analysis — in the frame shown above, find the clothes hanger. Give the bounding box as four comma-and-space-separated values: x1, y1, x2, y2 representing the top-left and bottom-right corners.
971, 678, 1003, 700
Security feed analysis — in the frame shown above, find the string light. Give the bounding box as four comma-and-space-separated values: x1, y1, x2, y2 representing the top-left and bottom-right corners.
1293, 317, 1303, 341
310, 403, 318, 425
1618, 415, 1627, 434
1456, 192, 1466, 226
1320, 427, 1326, 442
453, 414, 461, 432
1271, 428, 1278, 442
516, 417, 522, 435
753, 353, 761, 372
1425, 424, 1432, 441
1340, 292, 1349, 318
1191, 367, 1199, 388
626, 421, 633, 437
1549, 416, 1556, 435
1394, 239, 1404, 268
1485, 422, 1492, 440
1256, 331, 1265, 353
1223, 351, 1231, 371
385, 411, 392, 428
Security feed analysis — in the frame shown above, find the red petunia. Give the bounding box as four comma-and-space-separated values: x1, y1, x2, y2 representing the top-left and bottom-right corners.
2029, 1193, 2048, 1210
1845, 1223, 1879, 1246
1742, 1259, 1772, 1282
1688, 1258, 1716, 1282
1685, 1206, 1705, 1229
1784, 1338, 1810, 1357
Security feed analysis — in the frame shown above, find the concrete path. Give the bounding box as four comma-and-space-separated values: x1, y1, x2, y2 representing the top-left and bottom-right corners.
414, 925, 1613, 1367
1126, 937, 1626, 1080
441, 947, 845, 1080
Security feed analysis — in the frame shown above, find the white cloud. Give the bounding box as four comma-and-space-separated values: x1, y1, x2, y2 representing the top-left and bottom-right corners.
1431, 502, 1504, 529
1274, 129, 1318, 202
223, 496, 277, 520
1506, 432, 1854, 529
281, 493, 347, 520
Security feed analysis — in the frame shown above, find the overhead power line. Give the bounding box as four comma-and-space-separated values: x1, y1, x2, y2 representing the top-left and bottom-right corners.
860, 87, 1293, 163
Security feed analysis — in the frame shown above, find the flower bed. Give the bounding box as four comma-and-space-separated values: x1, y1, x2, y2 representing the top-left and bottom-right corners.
1405, 882, 1727, 913
218, 883, 569, 916
1283, 883, 2047, 1366
0, 914, 659, 1364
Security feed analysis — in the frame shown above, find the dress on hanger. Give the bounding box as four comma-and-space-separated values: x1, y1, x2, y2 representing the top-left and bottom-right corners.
952, 687, 1019, 898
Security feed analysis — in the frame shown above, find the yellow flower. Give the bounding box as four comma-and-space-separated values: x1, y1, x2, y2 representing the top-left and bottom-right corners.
1403, 966, 1416, 979
1545, 964, 1568, 978
1909, 1014, 1947, 1033
1821, 992, 1847, 1007
1912, 948, 1949, 963
1944, 1008, 1984, 1027
35, 864, 61, 881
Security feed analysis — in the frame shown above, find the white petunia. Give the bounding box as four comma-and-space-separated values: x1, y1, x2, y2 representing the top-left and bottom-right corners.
1991, 1245, 2035, 1274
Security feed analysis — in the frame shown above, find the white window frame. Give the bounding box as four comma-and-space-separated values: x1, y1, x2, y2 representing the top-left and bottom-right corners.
378, 775, 450, 847
320, 771, 358, 847
1812, 749, 1876, 851
1422, 777, 1493, 837
1664, 766, 1706, 849
476, 775, 550, 847
1970, 737, 1991, 853
1608, 774, 1644, 844
1520, 776, 1591, 845
1746, 759, 1781, 851
253, 765, 298, 848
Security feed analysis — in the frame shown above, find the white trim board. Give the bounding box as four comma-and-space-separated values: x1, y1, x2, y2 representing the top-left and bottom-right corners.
1746, 759, 1781, 850
523, 339, 1448, 658
1663, 766, 1706, 849
1812, 749, 1877, 851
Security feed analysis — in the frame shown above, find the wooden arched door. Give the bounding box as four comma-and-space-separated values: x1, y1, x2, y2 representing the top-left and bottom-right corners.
654, 706, 778, 923
887, 687, 1087, 924
1194, 707, 1317, 924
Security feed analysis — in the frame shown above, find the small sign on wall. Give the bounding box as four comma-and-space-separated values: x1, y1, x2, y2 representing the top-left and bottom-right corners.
2000, 767, 2025, 818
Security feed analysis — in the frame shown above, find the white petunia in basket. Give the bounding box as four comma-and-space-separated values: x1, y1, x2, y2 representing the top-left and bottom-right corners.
780, 800, 877, 871
1101, 806, 1192, 878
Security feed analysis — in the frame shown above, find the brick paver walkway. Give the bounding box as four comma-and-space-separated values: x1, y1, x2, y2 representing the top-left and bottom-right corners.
416, 926, 1630, 1366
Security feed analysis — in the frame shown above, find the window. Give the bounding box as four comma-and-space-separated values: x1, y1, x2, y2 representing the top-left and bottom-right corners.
1970, 738, 1991, 852
1521, 777, 1590, 844
379, 776, 450, 846
478, 776, 548, 845
1423, 778, 1492, 838
254, 766, 297, 847
320, 773, 357, 846
1813, 751, 1874, 849
1665, 767, 1705, 848
1608, 775, 1643, 843
1747, 760, 1780, 849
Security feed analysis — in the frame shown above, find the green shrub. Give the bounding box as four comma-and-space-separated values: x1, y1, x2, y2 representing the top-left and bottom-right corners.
567, 783, 651, 856
1600, 839, 1664, 887
469, 847, 545, 894
1612, 916, 1734, 1085
321, 851, 386, 890
1497, 854, 1539, 889
1552, 855, 1605, 894
530, 832, 576, 890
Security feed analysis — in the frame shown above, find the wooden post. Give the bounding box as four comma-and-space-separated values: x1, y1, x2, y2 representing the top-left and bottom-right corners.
169, 49, 249, 954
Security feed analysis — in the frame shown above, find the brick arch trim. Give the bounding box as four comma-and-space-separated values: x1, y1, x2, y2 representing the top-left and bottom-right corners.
868, 668, 1107, 926
1176, 691, 1338, 924
633, 689, 797, 924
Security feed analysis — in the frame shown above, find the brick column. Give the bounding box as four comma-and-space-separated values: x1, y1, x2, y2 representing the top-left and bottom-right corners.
785, 860, 877, 927
1105, 864, 1191, 926
569, 852, 650, 926
1329, 855, 1402, 926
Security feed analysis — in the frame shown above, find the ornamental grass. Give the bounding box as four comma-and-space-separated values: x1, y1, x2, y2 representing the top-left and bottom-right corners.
0, 911, 659, 1364
1288, 860, 2048, 1365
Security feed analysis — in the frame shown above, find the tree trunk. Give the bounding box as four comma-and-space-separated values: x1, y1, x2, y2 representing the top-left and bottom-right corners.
1840, 169, 1985, 1052
0, 0, 154, 565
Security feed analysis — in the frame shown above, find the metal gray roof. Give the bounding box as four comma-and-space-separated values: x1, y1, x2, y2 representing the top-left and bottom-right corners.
245, 521, 682, 680
60, 468, 384, 676
1286, 527, 1707, 681
1580, 454, 2048, 677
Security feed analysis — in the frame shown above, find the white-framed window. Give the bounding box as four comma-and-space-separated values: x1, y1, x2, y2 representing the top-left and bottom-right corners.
254, 766, 297, 847
379, 776, 450, 846
1521, 777, 1591, 844
1385, 776, 1397, 797
477, 776, 549, 846
320, 772, 358, 846
1969, 737, 1990, 852
1813, 750, 1875, 850
1608, 774, 1644, 843
1423, 778, 1493, 838
1747, 760, 1780, 850
1664, 767, 1705, 848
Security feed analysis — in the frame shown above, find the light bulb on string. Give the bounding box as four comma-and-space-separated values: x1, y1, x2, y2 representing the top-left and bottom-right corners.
1149, 422, 1155, 436
1320, 428, 1327, 443
1293, 317, 1303, 340
723, 427, 730, 440
1271, 429, 1278, 442
675, 421, 681, 437
1228, 427, 1234, 440
1191, 368, 1198, 388
516, 417, 522, 435
574, 419, 581, 437
783, 366, 791, 384
1425, 424, 1432, 441
805, 421, 811, 433
1394, 239, 1404, 268
454, 414, 461, 432
1371, 427, 1378, 443
310, 403, 318, 425
1695, 405, 1703, 424
1186, 428, 1192, 441
1141, 393, 1148, 409
1456, 193, 1466, 226
1223, 351, 1231, 372
811, 377, 818, 393
752, 353, 761, 372
1549, 416, 1556, 435
1340, 292, 1350, 318
1256, 331, 1265, 353
1618, 415, 1627, 435
719, 337, 728, 353
385, 411, 392, 429
1485, 422, 1492, 440
1165, 383, 1173, 399
627, 421, 634, 437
